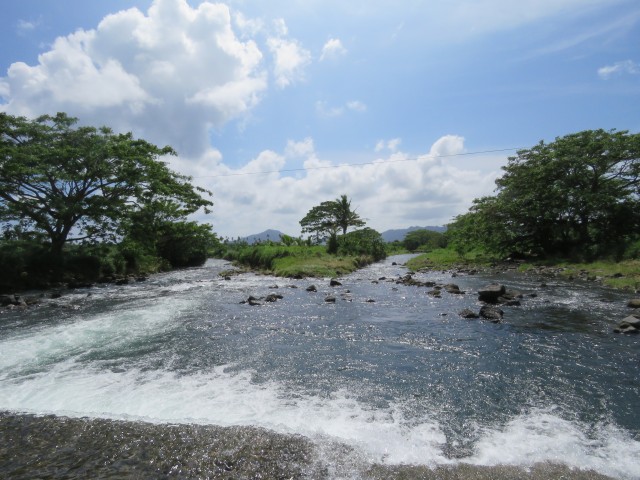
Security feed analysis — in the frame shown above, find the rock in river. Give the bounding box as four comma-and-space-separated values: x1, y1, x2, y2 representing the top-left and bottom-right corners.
479, 305, 504, 322
614, 314, 640, 334
478, 284, 506, 303
459, 309, 479, 319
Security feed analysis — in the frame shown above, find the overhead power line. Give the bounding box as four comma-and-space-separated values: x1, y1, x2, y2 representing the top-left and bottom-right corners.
193, 147, 522, 179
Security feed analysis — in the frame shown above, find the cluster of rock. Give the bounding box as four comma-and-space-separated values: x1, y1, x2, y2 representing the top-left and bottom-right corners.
239, 293, 284, 306
242, 277, 376, 306
1, 294, 35, 309
394, 273, 464, 298
614, 299, 640, 334
457, 283, 524, 323
394, 274, 524, 323
237, 273, 639, 336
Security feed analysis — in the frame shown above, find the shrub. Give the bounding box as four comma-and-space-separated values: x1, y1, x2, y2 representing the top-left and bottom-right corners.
156, 221, 217, 268
337, 228, 386, 261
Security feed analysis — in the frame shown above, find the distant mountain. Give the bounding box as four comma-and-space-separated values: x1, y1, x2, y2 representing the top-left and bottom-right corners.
241, 226, 445, 244
380, 226, 446, 242
243, 229, 287, 244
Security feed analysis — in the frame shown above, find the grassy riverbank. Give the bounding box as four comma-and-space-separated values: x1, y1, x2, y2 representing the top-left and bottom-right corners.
407, 248, 640, 292
223, 244, 380, 278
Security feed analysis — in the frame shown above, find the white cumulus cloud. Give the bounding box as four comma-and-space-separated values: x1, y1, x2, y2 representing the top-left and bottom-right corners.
0, 0, 269, 157
184, 135, 504, 238
267, 35, 312, 88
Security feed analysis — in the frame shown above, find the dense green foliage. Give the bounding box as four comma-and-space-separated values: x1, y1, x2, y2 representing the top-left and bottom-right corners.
223, 241, 385, 278
0, 112, 217, 291
336, 227, 386, 261
447, 129, 640, 261
402, 229, 447, 252
223, 227, 387, 277
299, 194, 365, 242
0, 112, 212, 255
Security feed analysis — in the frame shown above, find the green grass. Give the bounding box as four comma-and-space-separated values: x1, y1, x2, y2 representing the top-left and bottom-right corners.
272, 254, 362, 277
523, 259, 640, 291
224, 244, 375, 278
408, 248, 640, 291
405, 248, 494, 271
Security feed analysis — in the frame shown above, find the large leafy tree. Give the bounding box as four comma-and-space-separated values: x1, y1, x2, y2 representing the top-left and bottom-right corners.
402, 229, 447, 252
299, 194, 365, 241
0, 112, 212, 256
449, 129, 640, 259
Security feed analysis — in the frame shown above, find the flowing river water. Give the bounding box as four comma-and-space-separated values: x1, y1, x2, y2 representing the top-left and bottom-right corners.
0, 255, 639, 479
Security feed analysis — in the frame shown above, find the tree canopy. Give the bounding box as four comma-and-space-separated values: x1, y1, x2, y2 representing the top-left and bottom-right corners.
299, 194, 365, 241
402, 229, 447, 252
447, 129, 640, 259
0, 112, 212, 255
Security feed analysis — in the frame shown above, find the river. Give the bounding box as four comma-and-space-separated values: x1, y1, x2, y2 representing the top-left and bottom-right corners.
0, 255, 638, 479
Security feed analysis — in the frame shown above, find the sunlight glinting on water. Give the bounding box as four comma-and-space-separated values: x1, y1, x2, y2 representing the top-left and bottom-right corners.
1, 258, 639, 479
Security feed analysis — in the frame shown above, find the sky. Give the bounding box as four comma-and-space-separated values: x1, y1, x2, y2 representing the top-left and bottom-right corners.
1, 0, 639, 239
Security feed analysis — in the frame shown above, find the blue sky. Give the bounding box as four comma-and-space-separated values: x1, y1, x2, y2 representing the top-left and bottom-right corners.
1, 0, 639, 238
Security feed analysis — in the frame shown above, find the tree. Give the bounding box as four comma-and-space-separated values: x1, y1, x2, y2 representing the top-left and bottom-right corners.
337, 227, 386, 261
299, 194, 365, 242
448, 129, 640, 259
402, 229, 447, 252
0, 112, 213, 256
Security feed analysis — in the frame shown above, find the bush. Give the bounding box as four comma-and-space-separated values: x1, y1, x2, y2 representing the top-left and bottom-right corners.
337, 228, 386, 261
623, 238, 640, 260
156, 222, 217, 268
403, 229, 447, 252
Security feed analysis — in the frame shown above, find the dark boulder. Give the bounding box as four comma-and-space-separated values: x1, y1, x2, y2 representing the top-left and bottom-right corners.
444, 284, 464, 295
614, 315, 640, 333
627, 299, 640, 309
264, 293, 283, 302
459, 309, 479, 319
479, 305, 504, 322
478, 284, 506, 303
240, 295, 262, 306
325, 296, 336, 303
306, 285, 317, 292
330, 279, 342, 287
0, 294, 17, 307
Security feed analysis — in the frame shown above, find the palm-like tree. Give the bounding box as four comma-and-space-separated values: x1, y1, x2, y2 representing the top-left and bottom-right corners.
332, 194, 365, 235
299, 194, 366, 240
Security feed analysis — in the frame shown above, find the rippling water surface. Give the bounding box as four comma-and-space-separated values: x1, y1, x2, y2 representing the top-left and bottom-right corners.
1, 255, 639, 479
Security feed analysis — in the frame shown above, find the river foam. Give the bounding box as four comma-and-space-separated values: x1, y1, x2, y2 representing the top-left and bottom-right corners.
1, 359, 638, 479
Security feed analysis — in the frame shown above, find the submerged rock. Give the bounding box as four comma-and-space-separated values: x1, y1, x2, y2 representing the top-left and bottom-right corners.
264, 293, 283, 302
459, 308, 479, 319
479, 305, 504, 322
306, 285, 317, 292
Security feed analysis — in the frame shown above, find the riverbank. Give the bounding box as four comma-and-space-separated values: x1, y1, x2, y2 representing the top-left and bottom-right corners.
223, 244, 382, 278
407, 249, 640, 292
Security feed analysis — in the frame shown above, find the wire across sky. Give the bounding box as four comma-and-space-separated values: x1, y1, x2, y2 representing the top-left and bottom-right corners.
193, 147, 523, 179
